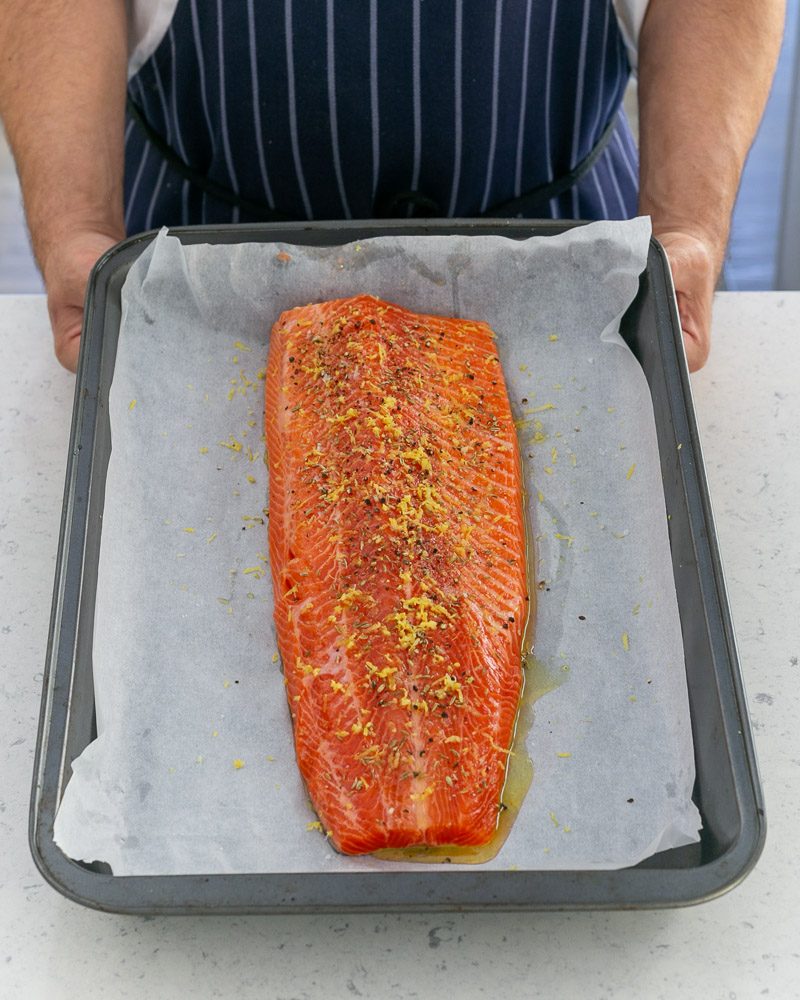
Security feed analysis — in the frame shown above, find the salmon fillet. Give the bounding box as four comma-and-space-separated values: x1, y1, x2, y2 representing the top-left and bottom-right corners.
265, 295, 529, 855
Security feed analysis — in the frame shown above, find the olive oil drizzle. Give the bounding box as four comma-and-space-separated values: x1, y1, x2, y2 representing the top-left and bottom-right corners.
373, 653, 559, 864
374, 486, 564, 866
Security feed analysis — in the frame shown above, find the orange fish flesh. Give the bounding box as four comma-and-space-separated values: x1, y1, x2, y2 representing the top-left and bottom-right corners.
265, 295, 529, 854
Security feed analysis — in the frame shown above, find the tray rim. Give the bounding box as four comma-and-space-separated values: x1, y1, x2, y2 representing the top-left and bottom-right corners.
29, 219, 766, 914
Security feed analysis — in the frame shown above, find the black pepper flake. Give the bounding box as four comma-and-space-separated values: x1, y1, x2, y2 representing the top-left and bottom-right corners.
578, 615, 586, 621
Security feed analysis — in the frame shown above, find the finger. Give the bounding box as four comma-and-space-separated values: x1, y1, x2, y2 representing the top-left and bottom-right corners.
55, 335, 81, 373
656, 231, 717, 373
683, 334, 708, 374
674, 289, 711, 373
50, 304, 84, 373
42, 233, 120, 373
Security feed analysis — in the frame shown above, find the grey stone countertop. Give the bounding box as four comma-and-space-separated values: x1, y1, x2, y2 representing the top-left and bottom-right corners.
1, 293, 798, 999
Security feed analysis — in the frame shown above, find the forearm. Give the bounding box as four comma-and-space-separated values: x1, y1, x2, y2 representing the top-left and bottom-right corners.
637, 0, 785, 266
0, 0, 128, 275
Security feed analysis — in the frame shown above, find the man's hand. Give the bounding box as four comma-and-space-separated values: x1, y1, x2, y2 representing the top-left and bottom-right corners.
656, 230, 718, 373
41, 230, 121, 372
0, 0, 127, 371
637, 0, 784, 372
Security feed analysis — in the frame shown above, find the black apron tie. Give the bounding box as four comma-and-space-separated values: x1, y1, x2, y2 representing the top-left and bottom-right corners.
127, 95, 618, 223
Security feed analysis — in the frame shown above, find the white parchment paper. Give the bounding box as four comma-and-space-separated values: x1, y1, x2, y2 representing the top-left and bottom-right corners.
54, 220, 701, 874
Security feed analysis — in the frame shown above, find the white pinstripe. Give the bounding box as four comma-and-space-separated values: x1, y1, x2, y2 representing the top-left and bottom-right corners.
590, 9, 634, 220
622, 118, 640, 168
602, 142, 628, 216
124, 142, 150, 232
168, 25, 189, 162
513, 0, 534, 199
150, 53, 173, 145
621, 124, 640, 214
410, 0, 422, 195
543, 0, 558, 216
614, 26, 633, 130
446, 0, 463, 217
590, 165, 610, 219
479, 0, 503, 214
147, 53, 174, 228
216, 0, 240, 223
369, 0, 380, 200
133, 74, 148, 108
570, 0, 592, 219
124, 118, 134, 150
189, 0, 213, 226
285, 0, 313, 219
247, 0, 276, 209
327, 0, 352, 219
616, 19, 641, 191
613, 129, 638, 188
189, 0, 216, 158
589, 0, 611, 141
145, 160, 168, 230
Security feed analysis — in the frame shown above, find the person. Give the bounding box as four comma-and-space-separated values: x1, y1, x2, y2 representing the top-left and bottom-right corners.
0, 1, 785, 373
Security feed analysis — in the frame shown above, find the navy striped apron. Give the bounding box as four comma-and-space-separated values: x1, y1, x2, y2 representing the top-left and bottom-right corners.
124, 0, 640, 232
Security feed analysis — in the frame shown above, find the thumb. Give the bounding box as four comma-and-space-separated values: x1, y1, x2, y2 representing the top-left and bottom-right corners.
43, 231, 120, 373
48, 297, 85, 373
656, 230, 718, 373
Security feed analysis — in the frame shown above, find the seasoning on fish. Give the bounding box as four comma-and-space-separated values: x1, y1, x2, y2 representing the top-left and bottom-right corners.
265, 295, 529, 854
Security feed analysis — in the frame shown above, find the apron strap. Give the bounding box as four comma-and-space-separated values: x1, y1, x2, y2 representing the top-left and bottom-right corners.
126, 96, 291, 222
127, 95, 618, 223
485, 113, 618, 217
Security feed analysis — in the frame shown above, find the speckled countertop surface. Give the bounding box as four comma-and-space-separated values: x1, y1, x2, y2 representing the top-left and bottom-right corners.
1, 293, 798, 1000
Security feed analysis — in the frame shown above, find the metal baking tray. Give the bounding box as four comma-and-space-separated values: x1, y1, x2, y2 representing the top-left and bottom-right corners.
30, 220, 765, 913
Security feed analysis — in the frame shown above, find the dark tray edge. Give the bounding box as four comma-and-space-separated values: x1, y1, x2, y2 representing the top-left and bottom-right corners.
29, 219, 766, 914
